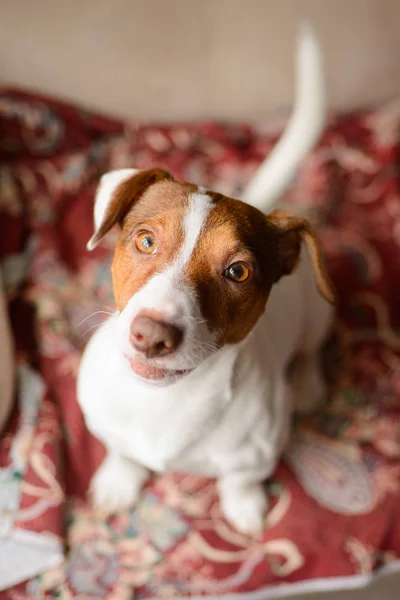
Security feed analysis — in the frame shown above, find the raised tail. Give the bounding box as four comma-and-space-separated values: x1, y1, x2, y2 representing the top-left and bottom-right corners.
242, 23, 327, 213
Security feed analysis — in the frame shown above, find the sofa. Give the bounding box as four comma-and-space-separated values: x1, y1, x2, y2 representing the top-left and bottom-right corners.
0, 1, 399, 598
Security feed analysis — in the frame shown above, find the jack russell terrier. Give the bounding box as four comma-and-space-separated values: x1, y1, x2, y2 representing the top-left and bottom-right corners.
78, 26, 335, 535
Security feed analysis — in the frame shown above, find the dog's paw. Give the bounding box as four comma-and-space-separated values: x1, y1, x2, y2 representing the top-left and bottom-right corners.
220, 482, 267, 537
89, 453, 149, 518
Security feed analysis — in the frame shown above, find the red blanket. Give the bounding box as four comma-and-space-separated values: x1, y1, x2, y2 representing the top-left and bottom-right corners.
0, 89, 399, 598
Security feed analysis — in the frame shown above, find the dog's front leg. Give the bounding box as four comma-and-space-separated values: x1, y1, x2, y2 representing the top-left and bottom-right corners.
90, 449, 150, 518
218, 472, 269, 537
217, 376, 292, 536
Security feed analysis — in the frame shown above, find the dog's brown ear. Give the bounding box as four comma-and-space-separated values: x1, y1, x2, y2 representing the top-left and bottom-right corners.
87, 168, 173, 250
268, 209, 335, 304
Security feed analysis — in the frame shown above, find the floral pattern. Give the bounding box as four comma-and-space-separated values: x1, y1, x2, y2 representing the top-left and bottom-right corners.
0, 88, 399, 598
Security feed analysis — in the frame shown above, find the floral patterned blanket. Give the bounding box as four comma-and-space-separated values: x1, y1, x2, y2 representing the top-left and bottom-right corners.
0, 89, 399, 599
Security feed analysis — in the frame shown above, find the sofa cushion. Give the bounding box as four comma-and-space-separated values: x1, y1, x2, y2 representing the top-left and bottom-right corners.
0, 89, 399, 598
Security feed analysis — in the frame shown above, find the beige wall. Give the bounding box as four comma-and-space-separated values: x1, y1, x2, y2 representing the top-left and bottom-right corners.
1, 0, 400, 121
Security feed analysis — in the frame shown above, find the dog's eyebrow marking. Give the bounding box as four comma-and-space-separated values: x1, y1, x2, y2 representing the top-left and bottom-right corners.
178, 188, 212, 267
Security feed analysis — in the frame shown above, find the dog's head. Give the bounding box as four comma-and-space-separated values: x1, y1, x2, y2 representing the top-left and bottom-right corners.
88, 168, 334, 385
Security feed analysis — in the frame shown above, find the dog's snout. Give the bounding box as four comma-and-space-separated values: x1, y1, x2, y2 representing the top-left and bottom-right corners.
130, 316, 183, 358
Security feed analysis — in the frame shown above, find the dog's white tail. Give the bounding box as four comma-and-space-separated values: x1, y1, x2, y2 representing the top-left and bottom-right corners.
242, 23, 326, 213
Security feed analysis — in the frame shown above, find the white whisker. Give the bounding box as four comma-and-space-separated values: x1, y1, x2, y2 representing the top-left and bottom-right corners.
76, 310, 114, 329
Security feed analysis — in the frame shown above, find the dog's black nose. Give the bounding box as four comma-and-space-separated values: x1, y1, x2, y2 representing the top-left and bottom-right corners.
130, 316, 183, 358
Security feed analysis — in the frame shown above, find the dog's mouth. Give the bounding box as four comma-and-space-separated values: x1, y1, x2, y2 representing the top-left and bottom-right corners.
126, 356, 193, 382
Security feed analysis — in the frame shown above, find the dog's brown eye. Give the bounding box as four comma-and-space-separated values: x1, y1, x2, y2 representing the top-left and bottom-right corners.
224, 261, 250, 283
135, 232, 157, 254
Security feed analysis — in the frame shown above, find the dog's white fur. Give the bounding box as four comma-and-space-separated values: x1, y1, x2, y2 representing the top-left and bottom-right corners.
78, 26, 332, 534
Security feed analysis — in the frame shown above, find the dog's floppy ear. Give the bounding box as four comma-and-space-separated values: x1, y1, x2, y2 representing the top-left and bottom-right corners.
87, 168, 173, 250
268, 209, 335, 304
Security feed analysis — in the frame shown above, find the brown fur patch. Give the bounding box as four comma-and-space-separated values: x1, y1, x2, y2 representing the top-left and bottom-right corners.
185, 194, 282, 345
268, 210, 335, 304
90, 168, 172, 249
111, 179, 196, 310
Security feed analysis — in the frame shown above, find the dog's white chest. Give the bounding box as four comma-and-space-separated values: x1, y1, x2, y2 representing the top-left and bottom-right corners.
78, 326, 236, 474
97, 389, 229, 473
